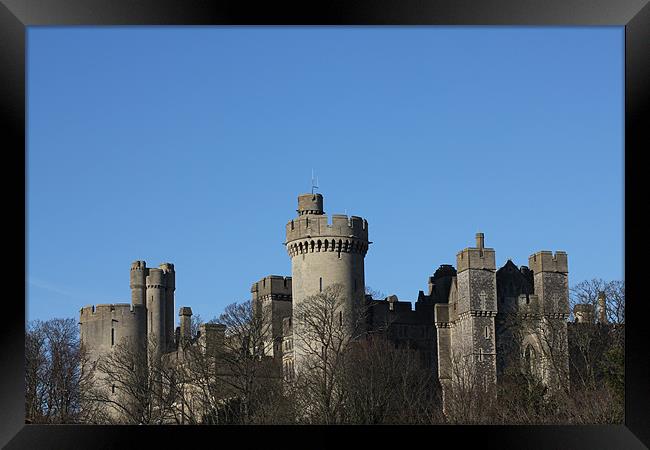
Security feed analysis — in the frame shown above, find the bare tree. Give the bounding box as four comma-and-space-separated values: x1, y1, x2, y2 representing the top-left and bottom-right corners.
568, 278, 624, 415
89, 334, 178, 424
364, 286, 385, 300
25, 318, 90, 424
570, 278, 625, 325
441, 349, 498, 424
291, 283, 368, 424
165, 313, 228, 425
341, 334, 440, 424
210, 300, 282, 424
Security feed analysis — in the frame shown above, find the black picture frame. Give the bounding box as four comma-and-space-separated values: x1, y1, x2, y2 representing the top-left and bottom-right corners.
2, 1, 647, 448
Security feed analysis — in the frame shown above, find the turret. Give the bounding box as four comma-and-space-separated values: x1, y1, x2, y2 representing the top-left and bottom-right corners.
146, 268, 166, 356
251, 276, 292, 358
79, 303, 147, 360
456, 232, 496, 274
436, 232, 498, 407
285, 192, 369, 374
297, 193, 324, 216
528, 250, 570, 390
528, 251, 569, 317
129, 260, 148, 306
455, 232, 497, 313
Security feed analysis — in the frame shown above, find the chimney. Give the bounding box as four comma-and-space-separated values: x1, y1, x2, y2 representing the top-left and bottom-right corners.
597, 292, 607, 324
179, 307, 193, 342
476, 233, 485, 250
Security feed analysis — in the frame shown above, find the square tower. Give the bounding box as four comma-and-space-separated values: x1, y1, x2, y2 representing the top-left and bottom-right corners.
435, 233, 498, 414
527, 250, 570, 390
251, 275, 292, 359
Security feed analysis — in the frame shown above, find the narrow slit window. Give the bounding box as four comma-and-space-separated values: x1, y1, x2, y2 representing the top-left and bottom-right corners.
319, 277, 323, 292
111, 328, 115, 346
485, 326, 489, 339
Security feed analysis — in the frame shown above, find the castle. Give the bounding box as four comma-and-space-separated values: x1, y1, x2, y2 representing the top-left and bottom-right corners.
80, 191, 582, 417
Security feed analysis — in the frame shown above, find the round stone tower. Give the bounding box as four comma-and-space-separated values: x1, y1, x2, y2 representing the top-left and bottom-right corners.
129, 260, 147, 306
146, 267, 167, 356
285, 193, 369, 370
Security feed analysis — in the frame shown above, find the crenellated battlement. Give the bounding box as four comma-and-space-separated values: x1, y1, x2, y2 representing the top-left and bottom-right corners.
456, 233, 496, 272
456, 247, 496, 272
297, 193, 324, 216
159, 262, 174, 273
159, 263, 175, 289
146, 268, 167, 288
80, 303, 145, 320
528, 251, 568, 274
285, 213, 368, 244
130, 260, 147, 271
251, 275, 292, 299
516, 294, 542, 317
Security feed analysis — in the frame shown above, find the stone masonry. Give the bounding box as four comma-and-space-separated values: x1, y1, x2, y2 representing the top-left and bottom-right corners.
80, 190, 576, 419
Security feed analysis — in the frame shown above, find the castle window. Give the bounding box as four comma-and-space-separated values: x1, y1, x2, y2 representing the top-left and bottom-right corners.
320, 277, 323, 292
485, 326, 489, 339
111, 385, 115, 394
111, 328, 115, 346
339, 311, 343, 327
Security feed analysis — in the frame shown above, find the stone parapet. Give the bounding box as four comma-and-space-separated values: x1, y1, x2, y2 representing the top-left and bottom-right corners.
251, 275, 292, 300
456, 247, 496, 272
528, 251, 568, 274
80, 303, 145, 320
146, 268, 167, 288
286, 214, 368, 244
297, 193, 324, 216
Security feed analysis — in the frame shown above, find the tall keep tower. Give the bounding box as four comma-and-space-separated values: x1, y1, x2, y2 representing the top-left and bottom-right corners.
285, 193, 369, 371
128, 261, 176, 356
435, 233, 498, 411
528, 250, 570, 389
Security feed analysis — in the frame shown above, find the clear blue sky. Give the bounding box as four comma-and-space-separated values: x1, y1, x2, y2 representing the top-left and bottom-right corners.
27, 27, 624, 324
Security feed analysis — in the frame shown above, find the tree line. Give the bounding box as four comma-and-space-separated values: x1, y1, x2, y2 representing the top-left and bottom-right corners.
25, 278, 624, 424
